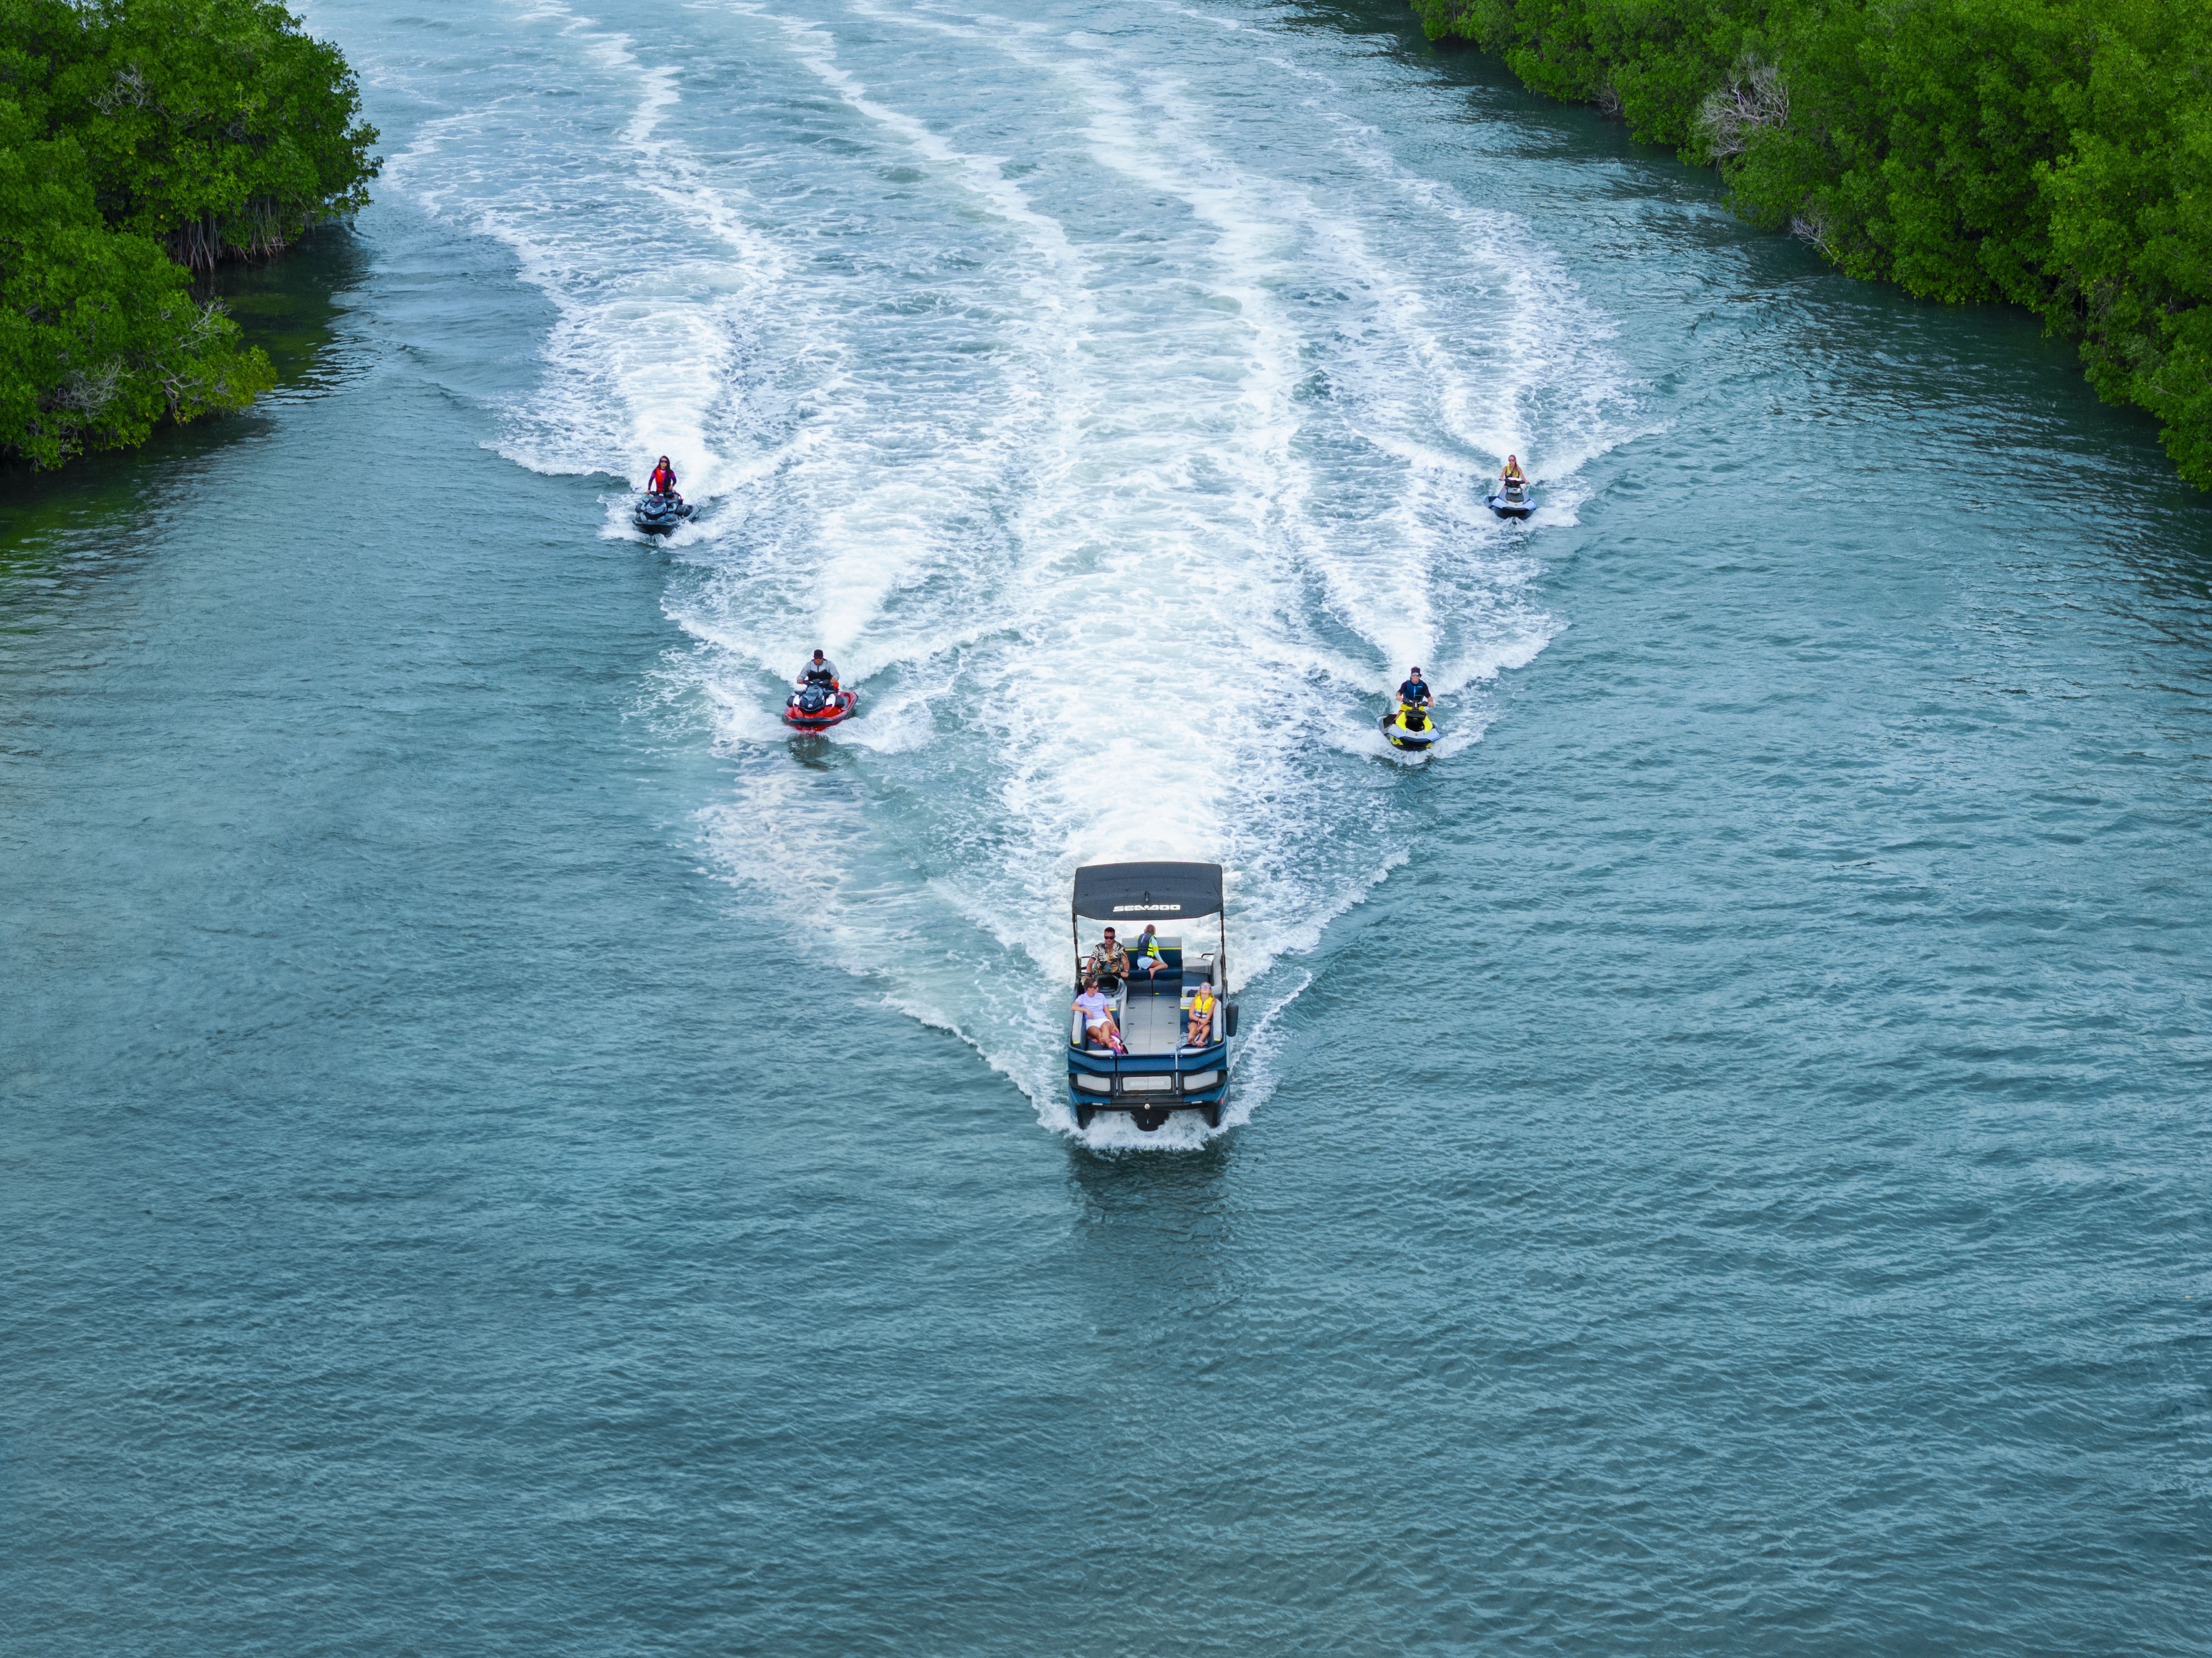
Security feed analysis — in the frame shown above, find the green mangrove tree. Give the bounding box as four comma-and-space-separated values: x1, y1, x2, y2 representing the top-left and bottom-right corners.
1412, 0, 2212, 488
1, 0, 378, 468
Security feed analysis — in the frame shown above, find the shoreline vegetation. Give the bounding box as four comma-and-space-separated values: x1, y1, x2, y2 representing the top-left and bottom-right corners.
1411, 0, 2212, 490
1, 0, 377, 469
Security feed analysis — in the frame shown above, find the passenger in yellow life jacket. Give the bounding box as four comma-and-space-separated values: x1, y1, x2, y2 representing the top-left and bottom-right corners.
1185, 980, 1217, 1048
1131, 922, 1172, 980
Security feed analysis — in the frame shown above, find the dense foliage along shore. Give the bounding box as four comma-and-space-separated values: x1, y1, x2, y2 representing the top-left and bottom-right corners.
1414, 0, 2212, 489
1, 0, 377, 468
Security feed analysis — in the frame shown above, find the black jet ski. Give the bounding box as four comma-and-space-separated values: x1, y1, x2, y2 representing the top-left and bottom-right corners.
633, 492, 694, 535
1484, 477, 1536, 520
784, 683, 858, 733
1381, 701, 1441, 752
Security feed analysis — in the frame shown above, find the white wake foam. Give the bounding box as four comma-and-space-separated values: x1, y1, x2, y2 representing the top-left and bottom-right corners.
368, 0, 1633, 1145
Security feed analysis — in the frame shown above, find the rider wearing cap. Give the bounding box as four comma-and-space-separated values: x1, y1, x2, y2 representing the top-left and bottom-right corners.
797, 649, 840, 691
1397, 666, 1432, 709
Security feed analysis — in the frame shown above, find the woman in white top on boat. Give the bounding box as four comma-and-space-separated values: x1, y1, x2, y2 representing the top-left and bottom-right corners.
1072, 979, 1126, 1054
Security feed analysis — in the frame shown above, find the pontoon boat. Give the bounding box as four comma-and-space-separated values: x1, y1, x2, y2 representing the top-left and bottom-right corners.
1067, 861, 1238, 1133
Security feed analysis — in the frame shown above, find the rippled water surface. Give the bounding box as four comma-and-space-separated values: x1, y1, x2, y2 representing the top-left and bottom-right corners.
4, 1, 2209, 1651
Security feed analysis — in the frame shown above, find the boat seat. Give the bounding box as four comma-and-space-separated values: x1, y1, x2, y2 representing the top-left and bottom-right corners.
1176, 985, 1225, 1049
1121, 937, 1182, 994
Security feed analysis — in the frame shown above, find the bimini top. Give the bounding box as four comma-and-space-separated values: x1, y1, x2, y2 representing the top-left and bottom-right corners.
1071, 861, 1224, 921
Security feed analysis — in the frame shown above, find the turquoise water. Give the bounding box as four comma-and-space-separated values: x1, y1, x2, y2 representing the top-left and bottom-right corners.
5, 1, 2210, 1649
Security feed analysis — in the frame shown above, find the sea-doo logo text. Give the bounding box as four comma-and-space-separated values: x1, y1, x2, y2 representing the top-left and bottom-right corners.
1113, 903, 1182, 913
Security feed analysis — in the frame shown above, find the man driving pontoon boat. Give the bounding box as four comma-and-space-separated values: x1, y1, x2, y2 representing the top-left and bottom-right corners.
1088, 927, 1129, 985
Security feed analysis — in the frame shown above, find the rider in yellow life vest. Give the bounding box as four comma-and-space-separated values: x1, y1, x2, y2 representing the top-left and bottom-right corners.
1186, 981, 1218, 1047
1501, 454, 1526, 486
1132, 923, 1171, 980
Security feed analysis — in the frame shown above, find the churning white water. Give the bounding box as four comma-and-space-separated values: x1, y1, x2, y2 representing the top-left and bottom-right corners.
364, 0, 1632, 1142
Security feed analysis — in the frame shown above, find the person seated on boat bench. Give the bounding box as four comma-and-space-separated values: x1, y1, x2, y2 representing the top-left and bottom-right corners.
649, 455, 678, 496
1397, 666, 1431, 710
1184, 980, 1218, 1048
796, 649, 840, 692
1500, 455, 1525, 488
1130, 924, 1173, 983
1074, 977, 1126, 1054
1088, 927, 1128, 987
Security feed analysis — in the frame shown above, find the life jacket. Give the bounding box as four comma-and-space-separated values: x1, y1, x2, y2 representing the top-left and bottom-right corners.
1140, 935, 1163, 959
650, 467, 676, 493
1190, 988, 1214, 1019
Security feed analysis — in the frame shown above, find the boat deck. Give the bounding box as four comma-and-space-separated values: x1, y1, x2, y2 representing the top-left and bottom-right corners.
1119, 994, 1182, 1057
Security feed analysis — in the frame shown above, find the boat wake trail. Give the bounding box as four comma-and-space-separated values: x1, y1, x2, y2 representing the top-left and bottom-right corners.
379, 0, 1632, 1144
380, 0, 790, 516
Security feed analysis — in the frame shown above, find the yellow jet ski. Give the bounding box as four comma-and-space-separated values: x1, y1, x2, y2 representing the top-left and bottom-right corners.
1381, 700, 1440, 752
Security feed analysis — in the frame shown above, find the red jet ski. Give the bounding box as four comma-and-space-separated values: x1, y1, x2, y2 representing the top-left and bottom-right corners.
784, 683, 857, 733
